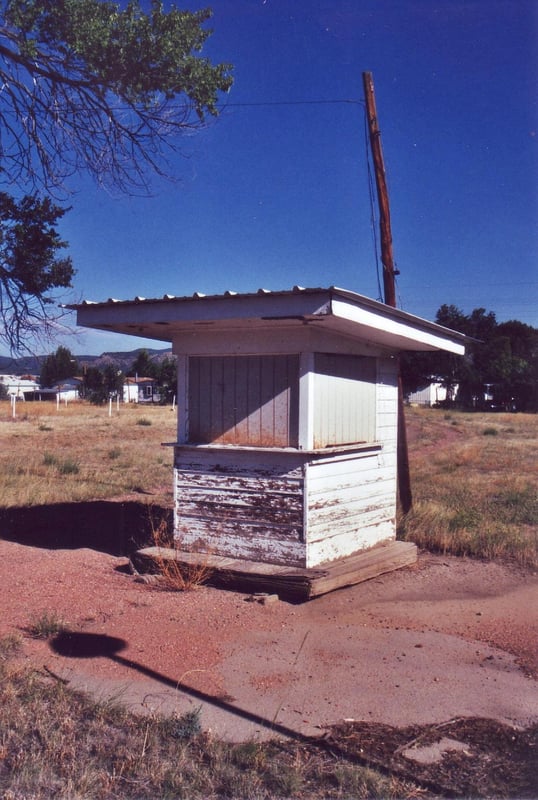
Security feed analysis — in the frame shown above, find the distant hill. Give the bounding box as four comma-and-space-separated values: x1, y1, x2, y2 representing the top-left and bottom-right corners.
0, 347, 173, 376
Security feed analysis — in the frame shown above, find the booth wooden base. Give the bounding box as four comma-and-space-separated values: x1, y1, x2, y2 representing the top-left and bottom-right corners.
132, 540, 417, 602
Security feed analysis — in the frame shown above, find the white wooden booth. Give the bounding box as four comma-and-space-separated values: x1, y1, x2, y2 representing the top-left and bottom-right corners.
71, 287, 466, 570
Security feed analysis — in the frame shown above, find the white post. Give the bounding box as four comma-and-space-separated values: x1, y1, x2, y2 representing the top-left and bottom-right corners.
108, 397, 112, 417
172, 394, 176, 411
176, 355, 188, 443
116, 395, 120, 412
298, 352, 315, 450
11, 395, 16, 419
56, 393, 60, 411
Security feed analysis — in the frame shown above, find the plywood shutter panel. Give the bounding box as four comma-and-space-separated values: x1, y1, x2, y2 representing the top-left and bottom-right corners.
188, 355, 299, 447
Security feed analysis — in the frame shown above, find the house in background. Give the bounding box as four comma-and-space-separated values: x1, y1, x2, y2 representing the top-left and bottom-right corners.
35, 377, 83, 402
70, 286, 467, 584
123, 376, 161, 403
407, 381, 457, 407
0, 374, 40, 399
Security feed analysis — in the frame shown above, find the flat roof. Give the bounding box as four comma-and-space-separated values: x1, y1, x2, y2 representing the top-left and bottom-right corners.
67, 285, 468, 355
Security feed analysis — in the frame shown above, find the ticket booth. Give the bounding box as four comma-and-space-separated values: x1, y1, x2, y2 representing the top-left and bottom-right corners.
71, 286, 466, 578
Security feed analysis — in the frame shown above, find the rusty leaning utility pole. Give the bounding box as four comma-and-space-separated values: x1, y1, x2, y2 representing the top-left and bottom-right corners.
362, 71, 413, 513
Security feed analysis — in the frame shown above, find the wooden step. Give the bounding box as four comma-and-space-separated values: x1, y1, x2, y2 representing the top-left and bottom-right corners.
132, 540, 417, 602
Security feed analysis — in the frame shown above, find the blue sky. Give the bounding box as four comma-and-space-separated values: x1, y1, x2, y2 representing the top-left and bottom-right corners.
36, 0, 538, 354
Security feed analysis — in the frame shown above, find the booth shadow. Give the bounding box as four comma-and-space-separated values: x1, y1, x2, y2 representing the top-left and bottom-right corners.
50, 631, 309, 742
0, 500, 172, 556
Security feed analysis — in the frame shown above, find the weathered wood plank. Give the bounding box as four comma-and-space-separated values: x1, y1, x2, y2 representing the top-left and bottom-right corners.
132, 541, 417, 601
309, 541, 417, 596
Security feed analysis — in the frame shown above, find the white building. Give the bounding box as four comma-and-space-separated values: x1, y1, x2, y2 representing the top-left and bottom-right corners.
407, 381, 455, 407
0, 374, 40, 399
123, 376, 161, 403
70, 286, 467, 576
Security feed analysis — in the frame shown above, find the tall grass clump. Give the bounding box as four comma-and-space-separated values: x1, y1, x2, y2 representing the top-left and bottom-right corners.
144, 513, 213, 592
57, 458, 80, 475
25, 611, 66, 639
400, 408, 538, 567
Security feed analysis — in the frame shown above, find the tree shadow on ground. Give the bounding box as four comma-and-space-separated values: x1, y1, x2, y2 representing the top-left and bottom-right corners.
0, 500, 172, 556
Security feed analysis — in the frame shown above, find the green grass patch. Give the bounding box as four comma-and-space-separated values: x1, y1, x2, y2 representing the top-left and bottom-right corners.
491, 485, 538, 526
483, 427, 498, 436
57, 458, 80, 475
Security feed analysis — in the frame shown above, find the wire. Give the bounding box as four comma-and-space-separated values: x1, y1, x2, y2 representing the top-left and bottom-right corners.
218, 98, 364, 109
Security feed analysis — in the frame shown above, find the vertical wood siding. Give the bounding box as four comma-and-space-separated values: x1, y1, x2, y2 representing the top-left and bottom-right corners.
188, 355, 299, 447
304, 358, 399, 567
313, 354, 376, 448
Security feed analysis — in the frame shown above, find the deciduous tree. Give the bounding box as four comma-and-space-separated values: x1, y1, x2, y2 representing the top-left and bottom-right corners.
0, 0, 233, 193
401, 305, 538, 411
0, 0, 232, 353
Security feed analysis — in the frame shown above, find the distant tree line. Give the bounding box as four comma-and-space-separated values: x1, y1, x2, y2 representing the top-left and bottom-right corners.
25, 308, 538, 414
401, 305, 538, 412
39, 347, 177, 405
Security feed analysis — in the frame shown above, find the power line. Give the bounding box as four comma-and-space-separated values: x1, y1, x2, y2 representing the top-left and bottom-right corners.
403, 281, 538, 289
219, 99, 364, 109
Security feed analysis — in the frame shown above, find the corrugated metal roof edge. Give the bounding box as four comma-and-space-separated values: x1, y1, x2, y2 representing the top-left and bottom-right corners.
63, 285, 469, 343
64, 285, 321, 309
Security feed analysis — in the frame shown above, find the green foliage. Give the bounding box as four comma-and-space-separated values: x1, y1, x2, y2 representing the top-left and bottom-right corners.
44, 451, 79, 473
0, 642, 410, 800
156, 354, 177, 403
0, 0, 233, 193
0, 193, 75, 354
39, 345, 78, 387
401, 305, 538, 411
491, 485, 538, 526
399, 408, 538, 567
0, 1, 232, 353
128, 348, 157, 379
157, 707, 202, 741
83, 362, 124, 403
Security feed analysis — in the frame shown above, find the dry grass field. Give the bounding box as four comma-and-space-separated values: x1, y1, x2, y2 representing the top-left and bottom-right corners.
0, 400, 177, 509
1, 399, 536, 565
401, 407, 538, 567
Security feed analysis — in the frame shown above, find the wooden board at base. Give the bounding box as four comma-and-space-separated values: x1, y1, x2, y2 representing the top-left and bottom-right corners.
132, 540, 418, 602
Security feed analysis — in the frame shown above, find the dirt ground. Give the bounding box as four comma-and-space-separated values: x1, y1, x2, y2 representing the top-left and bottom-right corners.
1, 535, 538, 795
